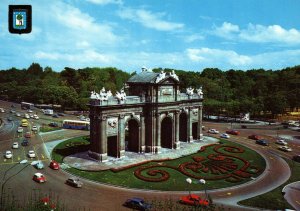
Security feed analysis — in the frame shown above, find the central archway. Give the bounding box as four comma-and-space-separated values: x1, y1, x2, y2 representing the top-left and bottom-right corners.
161, 117, 173, 148
179, 112, 188, 142
126, 119, 140, 152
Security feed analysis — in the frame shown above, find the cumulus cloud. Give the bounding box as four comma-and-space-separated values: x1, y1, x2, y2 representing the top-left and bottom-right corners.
117, 8, 184, 31
213, 22, 300, 45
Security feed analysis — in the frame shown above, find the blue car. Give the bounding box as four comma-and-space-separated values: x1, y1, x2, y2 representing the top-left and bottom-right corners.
34, 161, 44, 169
123, 198, 152, 211
256, 139, 269, 146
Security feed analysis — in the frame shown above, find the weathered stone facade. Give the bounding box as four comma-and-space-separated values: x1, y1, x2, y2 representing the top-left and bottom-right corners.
88, 69, 203, 162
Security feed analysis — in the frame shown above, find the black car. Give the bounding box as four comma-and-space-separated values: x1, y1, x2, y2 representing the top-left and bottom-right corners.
256, 139, 269, 146
66, 177, 83, 188
49, 122, 58, 127
58, 113, 65, 116
123, 198, 152, 211
52, 114, 59, 118
293, 155, 300, 163
21, 139, 29, 146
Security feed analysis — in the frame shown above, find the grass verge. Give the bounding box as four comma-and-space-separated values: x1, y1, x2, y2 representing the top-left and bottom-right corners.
238, 158, 300, 210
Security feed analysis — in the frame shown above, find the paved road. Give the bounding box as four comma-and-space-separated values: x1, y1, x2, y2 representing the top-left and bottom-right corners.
283, 181, 300, 210
1, 106, 299, 210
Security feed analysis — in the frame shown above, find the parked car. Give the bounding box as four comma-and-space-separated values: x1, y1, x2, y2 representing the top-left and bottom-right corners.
226, 130, 240, 135
32, 125, 38, 131
276, 139, 287, 145
49, 122, 58, 127
248, 134, 261, 140
293, 155, 300, 162
24, 132, 31, 138
208, 129, 219, 134
33, 173, 46, 183
17, 127, 23, 133
21, 139, 29, 146
278, 146, 292, 152
256, 139, 269, 146
179, 194, 209, 206
123, 197, 152, 211
12, 142, 19, 149
66, 177, 83, 188
28, 150, 36, 158
5, 150, 13, 159
49, 160, 60, 170
34, 161, 44, 169
220, 133, 230, 139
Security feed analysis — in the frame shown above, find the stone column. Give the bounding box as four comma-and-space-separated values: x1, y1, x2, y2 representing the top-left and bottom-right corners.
197, 106, 203, 140
187, 107, 193, 142
174, 110, 180, 149
88, 115, 108, 162
155, 112, 161, 153
118, 114, 125, 158
140, 114, 145, 153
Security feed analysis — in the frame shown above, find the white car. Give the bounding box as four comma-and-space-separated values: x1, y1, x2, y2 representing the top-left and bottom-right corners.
27, 109, 33, 113
28, 150, 36, 158
276, 139, 287, 145
5, 150, 13, 159
33, 114, 39, 119
17, 127, 23, 133
16, 112, 21, 117
0, 108, 5, 113
29, 114, 34, 118
32, 126, 38, 131
12, 142, 19, 149
278, 146, 292, 152
208, 129, 219, 134
220, 133, 230, 139
25, 114, 30, 119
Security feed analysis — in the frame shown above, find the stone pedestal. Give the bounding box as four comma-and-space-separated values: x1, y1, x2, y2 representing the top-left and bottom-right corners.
88, 151, 108, 162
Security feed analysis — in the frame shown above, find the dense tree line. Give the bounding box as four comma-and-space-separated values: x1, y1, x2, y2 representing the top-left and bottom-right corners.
0, 63, 299, 117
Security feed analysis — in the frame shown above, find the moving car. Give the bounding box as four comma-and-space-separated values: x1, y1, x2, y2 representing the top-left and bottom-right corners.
123, 197, 152, 211
256, 139, 269, 146
32, 125, 38, 131
5, 150, 13, 159
278, 146, 292, 152
220, 133, 230, 139
33, 114, 39, 119
10, 109, 16, 113
15, 112, 21, 117
179, 194, 209, 206
34, 161, 44, 169
27, 109, 33, 113
52, 114, 59, 118
276, 139, 287, 145
24, 132, 31, 138
24, 113, 30, 119
28, 150, 36, 158
17, 127, 23, 133
12, 142, 19, 149
7, 116, 13, 121
208, 129, 219, 134
248, 134, 261, 140
21, 139, 29, 146
49, 160, 60, 170
21, 119, 28, 127
0, 108, 5, 113
226, 130, 240, 135
33, 173, 46, 183
58, 113, 65, 116
66, 177, 83, 188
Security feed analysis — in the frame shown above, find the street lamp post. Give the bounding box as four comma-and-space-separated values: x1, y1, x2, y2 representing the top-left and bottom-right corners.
186, 178, 192, 196
199, 179, 207, 199
0, 160, 28, 209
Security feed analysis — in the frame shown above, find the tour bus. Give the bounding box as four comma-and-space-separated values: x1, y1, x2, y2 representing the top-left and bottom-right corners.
21, 102, 34, 110
62, 120, 90, 130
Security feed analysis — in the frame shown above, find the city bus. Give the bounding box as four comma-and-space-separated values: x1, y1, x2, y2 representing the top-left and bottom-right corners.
62, 120, 90, 130
21, 102, 34, 110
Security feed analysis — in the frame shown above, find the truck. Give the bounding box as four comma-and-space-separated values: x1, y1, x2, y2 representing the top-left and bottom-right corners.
43, 109, 53, 115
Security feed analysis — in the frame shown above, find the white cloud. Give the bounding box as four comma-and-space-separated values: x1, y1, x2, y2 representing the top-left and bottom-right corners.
184, 34, 204, 43
86, 0, 122, 5
118, 8, 184, 31
213, 22, 300, 45
186, 48, 252, 66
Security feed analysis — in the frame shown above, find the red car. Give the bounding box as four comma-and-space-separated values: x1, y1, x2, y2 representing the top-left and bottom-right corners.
248, 134, 261, 140
49, 160, 60, 170
226, 130, 240, 135
24, 132, 31, 138
179, 194, 209, 206
33, 173, 46, 183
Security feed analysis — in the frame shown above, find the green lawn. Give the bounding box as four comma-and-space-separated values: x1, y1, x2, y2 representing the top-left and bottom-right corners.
52, 137, 266, 191
39, 126, 62, 133
239, 159, 299, 210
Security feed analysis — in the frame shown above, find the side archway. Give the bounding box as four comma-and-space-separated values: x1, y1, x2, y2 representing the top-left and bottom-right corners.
125, 118, 140, 152
161, 116, 173, 148
179, 112, 188, 142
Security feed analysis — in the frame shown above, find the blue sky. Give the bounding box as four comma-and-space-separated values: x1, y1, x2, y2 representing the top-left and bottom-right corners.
1, 0, 300, 72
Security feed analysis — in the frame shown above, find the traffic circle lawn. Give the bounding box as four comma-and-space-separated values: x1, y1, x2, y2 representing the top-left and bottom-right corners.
52, 137, 266, 191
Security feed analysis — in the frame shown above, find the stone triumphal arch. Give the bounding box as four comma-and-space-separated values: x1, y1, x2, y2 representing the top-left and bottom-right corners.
88, 68, 203, 162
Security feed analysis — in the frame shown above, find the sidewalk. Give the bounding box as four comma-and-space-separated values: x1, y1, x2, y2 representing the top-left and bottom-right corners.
45, 136, 219, 171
